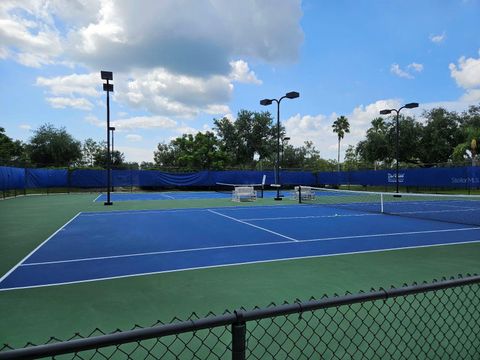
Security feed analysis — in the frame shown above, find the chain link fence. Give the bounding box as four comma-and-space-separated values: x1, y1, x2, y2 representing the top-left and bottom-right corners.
1, 274, 479, 359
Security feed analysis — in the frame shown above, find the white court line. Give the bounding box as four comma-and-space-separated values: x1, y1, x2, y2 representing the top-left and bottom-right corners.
390, 208, 478, 216
298, 226, 480, 243
241, 213, 380, 221
4, 237, 480, 292
207, 209, 298, 242
92, 193, 102, 202
0, 212, 82, 285
160, 193, 175, 199
20, 226, 480, 267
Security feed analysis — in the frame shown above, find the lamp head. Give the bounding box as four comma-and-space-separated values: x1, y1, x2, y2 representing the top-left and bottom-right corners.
380, 109, 392, 115
404, 102, 419, 109
283, 137, 291, 141
109, 126, 116, 131
285, 91, 299, 99
101, 71, 113, 81
260, 99, 273, 106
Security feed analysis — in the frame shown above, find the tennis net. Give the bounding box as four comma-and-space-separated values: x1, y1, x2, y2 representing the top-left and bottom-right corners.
294, 186, 480, 227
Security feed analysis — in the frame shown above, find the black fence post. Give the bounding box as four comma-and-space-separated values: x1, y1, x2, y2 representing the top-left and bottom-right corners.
231, 310, 246, 360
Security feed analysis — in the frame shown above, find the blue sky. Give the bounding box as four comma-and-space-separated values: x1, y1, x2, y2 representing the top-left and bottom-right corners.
1, 0, 480, 163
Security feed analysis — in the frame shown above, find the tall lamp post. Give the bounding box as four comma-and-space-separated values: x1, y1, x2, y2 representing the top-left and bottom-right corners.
109, 126, 116, 192
379, 102, 419, 194
101, 71, 114, 205
282, 136, 291, 166
260, 91, 299, 200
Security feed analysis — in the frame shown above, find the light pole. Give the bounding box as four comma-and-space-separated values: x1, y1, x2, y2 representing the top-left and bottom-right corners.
379, 102, 419, 193
282, 136, 290, 166
260, 92, 299, 200
101, 71, 114, 205
109, 126, 115, 192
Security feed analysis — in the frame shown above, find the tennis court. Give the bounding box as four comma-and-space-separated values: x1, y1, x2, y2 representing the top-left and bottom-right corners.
2, 198, 480, 291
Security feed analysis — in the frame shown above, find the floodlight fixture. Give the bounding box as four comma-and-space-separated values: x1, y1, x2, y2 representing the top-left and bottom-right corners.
101, 71, 113, 80
405, 102, 419, 109
285, 91, 300, 99
379, 109, 392, 115
283, 136, 291, 141
103, 83, 114, 92
260, 99, 273, 106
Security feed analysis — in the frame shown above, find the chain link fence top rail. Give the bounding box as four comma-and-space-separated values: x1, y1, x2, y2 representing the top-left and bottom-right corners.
1, 274, 479, 360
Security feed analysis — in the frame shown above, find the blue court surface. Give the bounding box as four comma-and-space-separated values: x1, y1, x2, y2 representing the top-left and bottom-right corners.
1, 204, 480, 291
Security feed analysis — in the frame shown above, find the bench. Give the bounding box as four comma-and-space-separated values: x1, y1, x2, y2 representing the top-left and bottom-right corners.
292, 186, 316, 201
232, 186, 257, 202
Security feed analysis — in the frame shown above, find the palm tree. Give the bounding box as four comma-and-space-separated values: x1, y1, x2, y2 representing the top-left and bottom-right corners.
332, 116, 350, 171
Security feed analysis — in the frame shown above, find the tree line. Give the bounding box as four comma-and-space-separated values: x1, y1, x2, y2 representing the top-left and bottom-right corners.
1, 104, 478, 171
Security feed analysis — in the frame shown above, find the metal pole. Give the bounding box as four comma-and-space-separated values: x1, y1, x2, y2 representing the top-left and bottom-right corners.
395, 110, 399, 194
111, 128, 115, 193
105, 81, 112, 205
275, 100, 281, 200
231, 311, 246, 360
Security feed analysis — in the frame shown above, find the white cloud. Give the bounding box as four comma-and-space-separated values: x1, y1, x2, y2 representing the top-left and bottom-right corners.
115, 145, 154, 163
391, 63, 423, 79
19, 124, 32, 130
116, 68, 233, 118
229, 60, 262, 84
408, 63, 424, 72
460, 89, 480, 103
3, 2, 299, 119
174, 124, 200, 135
449, 50, 480, 89
1, 1, 303, 75
391, 63, 413, 79
112, 115, 177, 131
67, 0, 303, 75
430, 32, 446, 44
125, 134, 142, 142
284, 99, 402, 160
46, 97, 94, 110
36, 73, 100, 97
0, 1, 63, 67
85, 114, 104, 127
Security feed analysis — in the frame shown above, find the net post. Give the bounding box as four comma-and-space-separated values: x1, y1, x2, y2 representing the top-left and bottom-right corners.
231, 310, 246, 360
298, 186, 302, 204
380, 193, 384, 213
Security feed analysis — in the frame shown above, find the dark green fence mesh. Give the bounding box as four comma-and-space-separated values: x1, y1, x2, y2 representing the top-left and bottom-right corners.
1, 275, 479, 359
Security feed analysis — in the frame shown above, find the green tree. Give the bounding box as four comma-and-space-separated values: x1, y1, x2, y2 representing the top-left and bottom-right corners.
419, 108, 462, 165
154, 143, 177, 168
356, 117, 390, 168
332, 115, 350, 171
214, 110, 279, 167
81, 138, 102, 167
93, 141, 125, 168
154, 132, 228, 170
0, 127, 25, 165
172, 132, 228, 170
386, 115, 423, 166
26, 124, 82, 167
